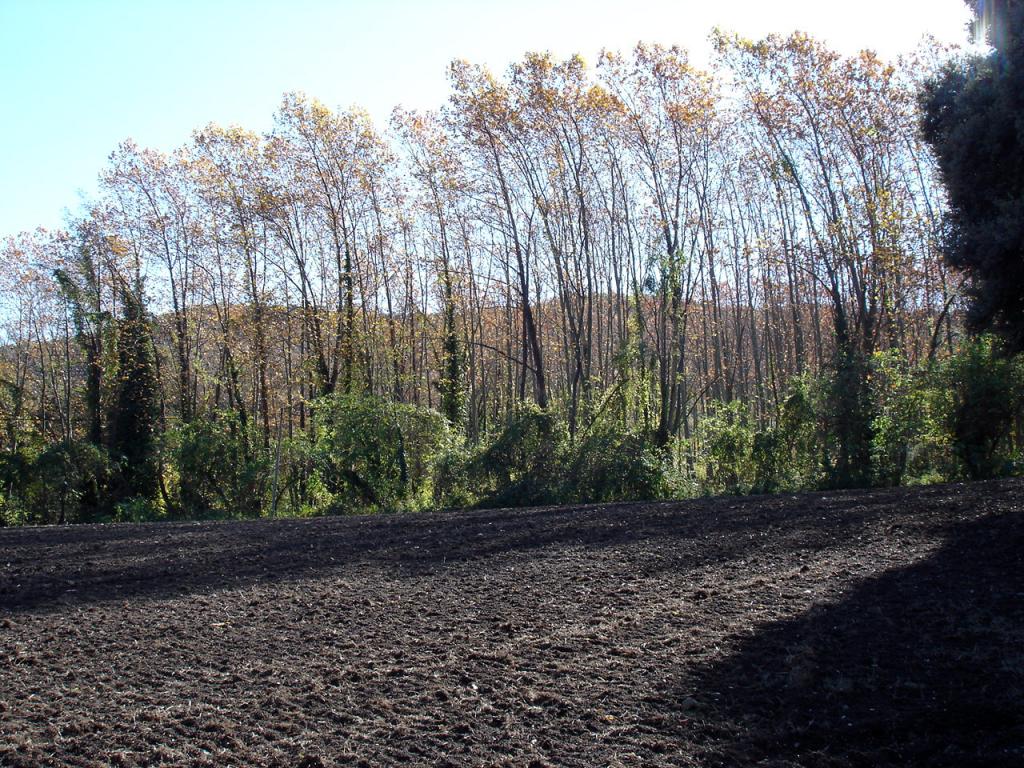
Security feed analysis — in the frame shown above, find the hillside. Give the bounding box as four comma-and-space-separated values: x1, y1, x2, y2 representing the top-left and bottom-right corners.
1, 481, 1022, 766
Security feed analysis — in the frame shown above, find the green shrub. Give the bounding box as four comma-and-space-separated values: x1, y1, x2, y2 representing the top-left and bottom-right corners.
313, 393, 450, 513
23, 440, 114, 524
112, 495, 164, 523
0, 446, 34, 526
464, 403, 565, 508
438, 403, 679, 508
782, 377, 828, 487
689, 381, 829, 496
936, 336, 1024, 479
870, 350, 928, 486
169, 414, 270, 518
693, 401, 756, 495
868, 350, 956, 486
823, 347, 876, 489
561, 425, 676, 504
750, 427, 788, 493
432, 443, 477, 509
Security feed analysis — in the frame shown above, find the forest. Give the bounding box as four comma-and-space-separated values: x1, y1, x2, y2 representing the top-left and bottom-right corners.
2, 27, 1023, 525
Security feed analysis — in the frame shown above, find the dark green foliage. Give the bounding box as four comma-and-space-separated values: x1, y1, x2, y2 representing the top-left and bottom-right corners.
1, 441, 168, 526
867, 350, 957, 487
0, 446, 34, 526
431, 443, 477, 509
437, 282, 465, 430
750, 429, 787, 493
757, 382, 823, 492
870, 351, 930, 486
694, 401, 756, 495
437, 405, 679, 508
687, 340, 1011, 496
561, 426, 675, 504
169, 414, 270, 518
6, 345, 1022, 526
922, 0, 1024, 351
25, 441, 113, 525
313, 393, 450, 512
689, 395, 818, 497
110, 287, 162, 500
866, 338, 1024, 484
464, 403, 564, 508
825, 347, 875, 489
937, 336, 1024, 479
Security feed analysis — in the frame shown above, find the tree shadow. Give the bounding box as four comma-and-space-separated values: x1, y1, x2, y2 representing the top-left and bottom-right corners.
0, 481, 1012, 618
670, 505, 1024, 767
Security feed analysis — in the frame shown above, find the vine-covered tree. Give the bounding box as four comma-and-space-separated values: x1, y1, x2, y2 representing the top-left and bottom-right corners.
110, 280, 161, 500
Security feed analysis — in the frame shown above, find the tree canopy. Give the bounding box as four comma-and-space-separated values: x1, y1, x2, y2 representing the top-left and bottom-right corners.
922, 0, 1024, 351
2, 31, 1023, 524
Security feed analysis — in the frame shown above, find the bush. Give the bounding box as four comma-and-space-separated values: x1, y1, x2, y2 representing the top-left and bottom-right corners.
0, 446, 34, 526
561, 425, 676, 504
869, 350, 956, 486
438, 403, 680, 508
432, 443, 477, 509
936, 336, 1024, 479
313, 393, 451, 513
112, 495, 164, 523
753, 380, 823, 492
750, 427, 788, 493
169, 414, 270, 518
870, 350, 929, 486
824, 347, 875, 488
21, 440, 114, 524
693, 401, 756, 495
463, 403, 565, 508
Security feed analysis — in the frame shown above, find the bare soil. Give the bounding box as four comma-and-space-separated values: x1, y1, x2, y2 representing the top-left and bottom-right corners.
1, 480, 1022, 767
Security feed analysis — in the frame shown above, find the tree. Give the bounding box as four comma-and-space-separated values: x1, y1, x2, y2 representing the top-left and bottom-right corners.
110, 281, 161, 500
0, 34, 985, 522
53, 221, 110, 447
103, 141, 203, 424
922, 0, 1024, 352
393, 109, 467, 428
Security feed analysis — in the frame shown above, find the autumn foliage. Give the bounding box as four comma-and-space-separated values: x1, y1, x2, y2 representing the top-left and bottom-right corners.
1, 33, 1022, 524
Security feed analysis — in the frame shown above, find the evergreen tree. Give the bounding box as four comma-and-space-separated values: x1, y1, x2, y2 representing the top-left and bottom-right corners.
110, 283, 161, 499
922, 0, 1024, 351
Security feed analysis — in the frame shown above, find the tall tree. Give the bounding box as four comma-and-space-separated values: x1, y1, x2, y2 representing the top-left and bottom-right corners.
110, 279, 161, 499
52, 220, 111, 446
922, 0, 1024, 352
395, 109, 473, 429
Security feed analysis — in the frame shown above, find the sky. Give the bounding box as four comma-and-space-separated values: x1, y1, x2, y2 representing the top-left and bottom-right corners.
0, 0, 974, 238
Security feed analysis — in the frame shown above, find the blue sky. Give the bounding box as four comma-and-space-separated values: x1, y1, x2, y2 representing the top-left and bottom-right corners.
0, 0, 972, 238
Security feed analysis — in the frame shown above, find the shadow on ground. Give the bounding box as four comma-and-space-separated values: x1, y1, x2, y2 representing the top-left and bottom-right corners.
670, 507, 1024, 767
0, 481, 1016, 618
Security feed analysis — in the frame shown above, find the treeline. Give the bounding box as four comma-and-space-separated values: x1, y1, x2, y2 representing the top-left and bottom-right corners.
2, 32, 1022, 525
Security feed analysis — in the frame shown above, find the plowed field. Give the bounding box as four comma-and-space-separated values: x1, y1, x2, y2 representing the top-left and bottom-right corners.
2, 480, 1022, 766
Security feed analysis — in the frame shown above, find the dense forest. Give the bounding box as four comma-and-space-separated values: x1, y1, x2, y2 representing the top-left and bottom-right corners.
2, 25, 1022, 525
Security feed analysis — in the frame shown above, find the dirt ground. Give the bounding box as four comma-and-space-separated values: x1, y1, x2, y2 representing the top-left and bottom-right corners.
1, 480, 1022, 767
